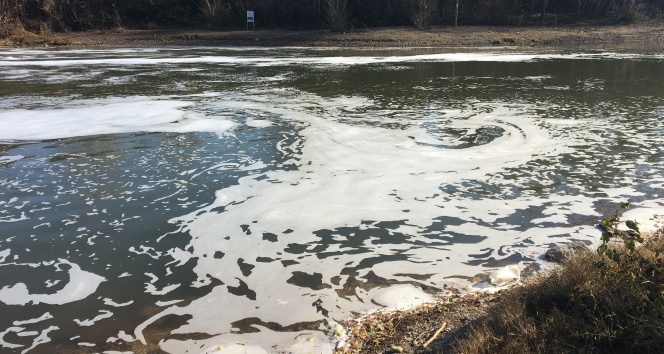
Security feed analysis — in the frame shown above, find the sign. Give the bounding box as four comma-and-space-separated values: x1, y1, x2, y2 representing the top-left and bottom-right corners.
246, 10, 255, 30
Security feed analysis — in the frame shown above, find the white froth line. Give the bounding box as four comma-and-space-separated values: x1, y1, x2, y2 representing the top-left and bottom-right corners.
0, 212, 28, 223
0, 155, 23, 164
134, 306, 184, 344
0, 249, 10, 263
0, 259, 105, 306
0, 327, 24, 349
20, 326, 58, 354
16, 332, 38, 337
156, 299, 183, 307
145, 283, 180, 296
0, 98, 236, 140
12, 312, 53, 326
0, 52, 659, 68
103, 298, 134, 307
74, 310, 113, 327
107, 330, 136, 344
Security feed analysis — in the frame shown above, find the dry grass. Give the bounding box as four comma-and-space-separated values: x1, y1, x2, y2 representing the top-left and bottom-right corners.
455, 229, 664, 354
0, 21, 72, 47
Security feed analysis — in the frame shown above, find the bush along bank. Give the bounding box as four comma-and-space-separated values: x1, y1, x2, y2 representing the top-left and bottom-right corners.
2, 0, 663, 38
334, 204, 664, 353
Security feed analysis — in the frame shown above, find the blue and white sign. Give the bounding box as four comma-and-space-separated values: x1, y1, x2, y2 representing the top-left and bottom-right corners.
247, 11, 255, 23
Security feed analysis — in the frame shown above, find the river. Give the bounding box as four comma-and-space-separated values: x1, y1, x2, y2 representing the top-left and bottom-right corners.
0, 46, 662, 353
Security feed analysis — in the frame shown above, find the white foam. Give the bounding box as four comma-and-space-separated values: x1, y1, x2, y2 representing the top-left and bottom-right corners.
371, 284, 433, 309
0, 51, 661, 68
622, 202, 664, 233
21, 326, 58, 354
0, 249, 10, 263
0, 327, 24, 349
74, 310, 113, 326
1, 48, 662, 353
145, 283, 180, 296
103, 298, 134, 307
0, 155, 22, 164
162, 327, 333, 354
151, 83, 664, 352
107, 330, 136, 344
156, 299, 183, 307
0, 97, 235, 140
154, 90, 612, 351
165, 248, 192, 267
489, 265, 521, 286
0, 212, 28, 223
246, 118, 274, 128
17, 332, 38, 337
13, 312, 53, 326
0, 259, 105, 305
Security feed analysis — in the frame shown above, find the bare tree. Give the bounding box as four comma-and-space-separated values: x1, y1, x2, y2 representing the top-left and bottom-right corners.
199, 0, 229, 28
540, 0, 548, 20
200, 0, 222, 18
411, 0, 437, 29
1, 0, 25, 31
455, 0, 459, 27
200, 0, 220, 23
325, 0, 347, 31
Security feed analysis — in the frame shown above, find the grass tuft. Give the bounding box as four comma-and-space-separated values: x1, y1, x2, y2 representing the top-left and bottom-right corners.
455, 228, 664, 353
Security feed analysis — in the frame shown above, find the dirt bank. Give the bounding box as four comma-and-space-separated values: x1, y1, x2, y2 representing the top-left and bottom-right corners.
334, 291, 501, 354
2, 21, 663, 48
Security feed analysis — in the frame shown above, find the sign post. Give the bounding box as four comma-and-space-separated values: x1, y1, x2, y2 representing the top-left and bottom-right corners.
247, 11, 255, 30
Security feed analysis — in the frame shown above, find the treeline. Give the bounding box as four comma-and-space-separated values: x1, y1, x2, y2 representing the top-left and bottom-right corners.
1, 0, 662, 34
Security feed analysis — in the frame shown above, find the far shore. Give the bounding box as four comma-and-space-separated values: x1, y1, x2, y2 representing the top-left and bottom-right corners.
2, 21, 664, 48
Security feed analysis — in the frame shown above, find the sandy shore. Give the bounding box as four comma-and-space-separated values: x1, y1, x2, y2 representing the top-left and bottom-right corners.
2, 21, 663, 48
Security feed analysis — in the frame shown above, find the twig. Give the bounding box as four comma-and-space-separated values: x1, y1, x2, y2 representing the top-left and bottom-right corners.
422, 322, 447, 348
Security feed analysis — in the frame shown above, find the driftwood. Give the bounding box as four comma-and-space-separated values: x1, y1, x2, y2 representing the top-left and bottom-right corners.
422, 321, 447, 348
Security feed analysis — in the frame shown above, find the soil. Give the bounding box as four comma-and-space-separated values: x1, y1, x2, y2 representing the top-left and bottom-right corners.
2, 21, 664, 48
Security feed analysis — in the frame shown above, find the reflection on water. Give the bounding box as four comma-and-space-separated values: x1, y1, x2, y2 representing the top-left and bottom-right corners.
0, 47, 663, 353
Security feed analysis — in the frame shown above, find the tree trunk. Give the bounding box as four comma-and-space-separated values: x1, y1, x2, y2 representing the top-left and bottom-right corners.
540, 0, 548, 20
455, 0, 459, 27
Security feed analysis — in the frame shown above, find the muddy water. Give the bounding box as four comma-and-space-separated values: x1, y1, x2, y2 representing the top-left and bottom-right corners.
0, 47, 662, 353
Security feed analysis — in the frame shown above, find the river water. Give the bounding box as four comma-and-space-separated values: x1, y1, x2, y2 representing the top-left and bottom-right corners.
0, 47, 663, 353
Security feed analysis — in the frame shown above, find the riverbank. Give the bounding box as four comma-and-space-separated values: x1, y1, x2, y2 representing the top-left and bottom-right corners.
2, 21, 663, 48
333, 290, 501, 353
335, 223, 664, 354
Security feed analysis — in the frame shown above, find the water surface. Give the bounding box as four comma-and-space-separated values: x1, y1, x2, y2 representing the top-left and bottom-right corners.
0, 47, 663, 353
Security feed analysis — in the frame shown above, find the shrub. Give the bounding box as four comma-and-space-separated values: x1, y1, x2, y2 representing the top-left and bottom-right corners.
325, 0, 348, 31
455, 206, 664, 353
411, 0, 438, 29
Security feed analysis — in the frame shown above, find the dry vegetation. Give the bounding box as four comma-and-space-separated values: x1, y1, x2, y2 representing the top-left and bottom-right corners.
336, 216, 664, 354
1, 0, 663, 39
334, 291, 499, 353
2, 0, 662, 47
455, 229, 663, 353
